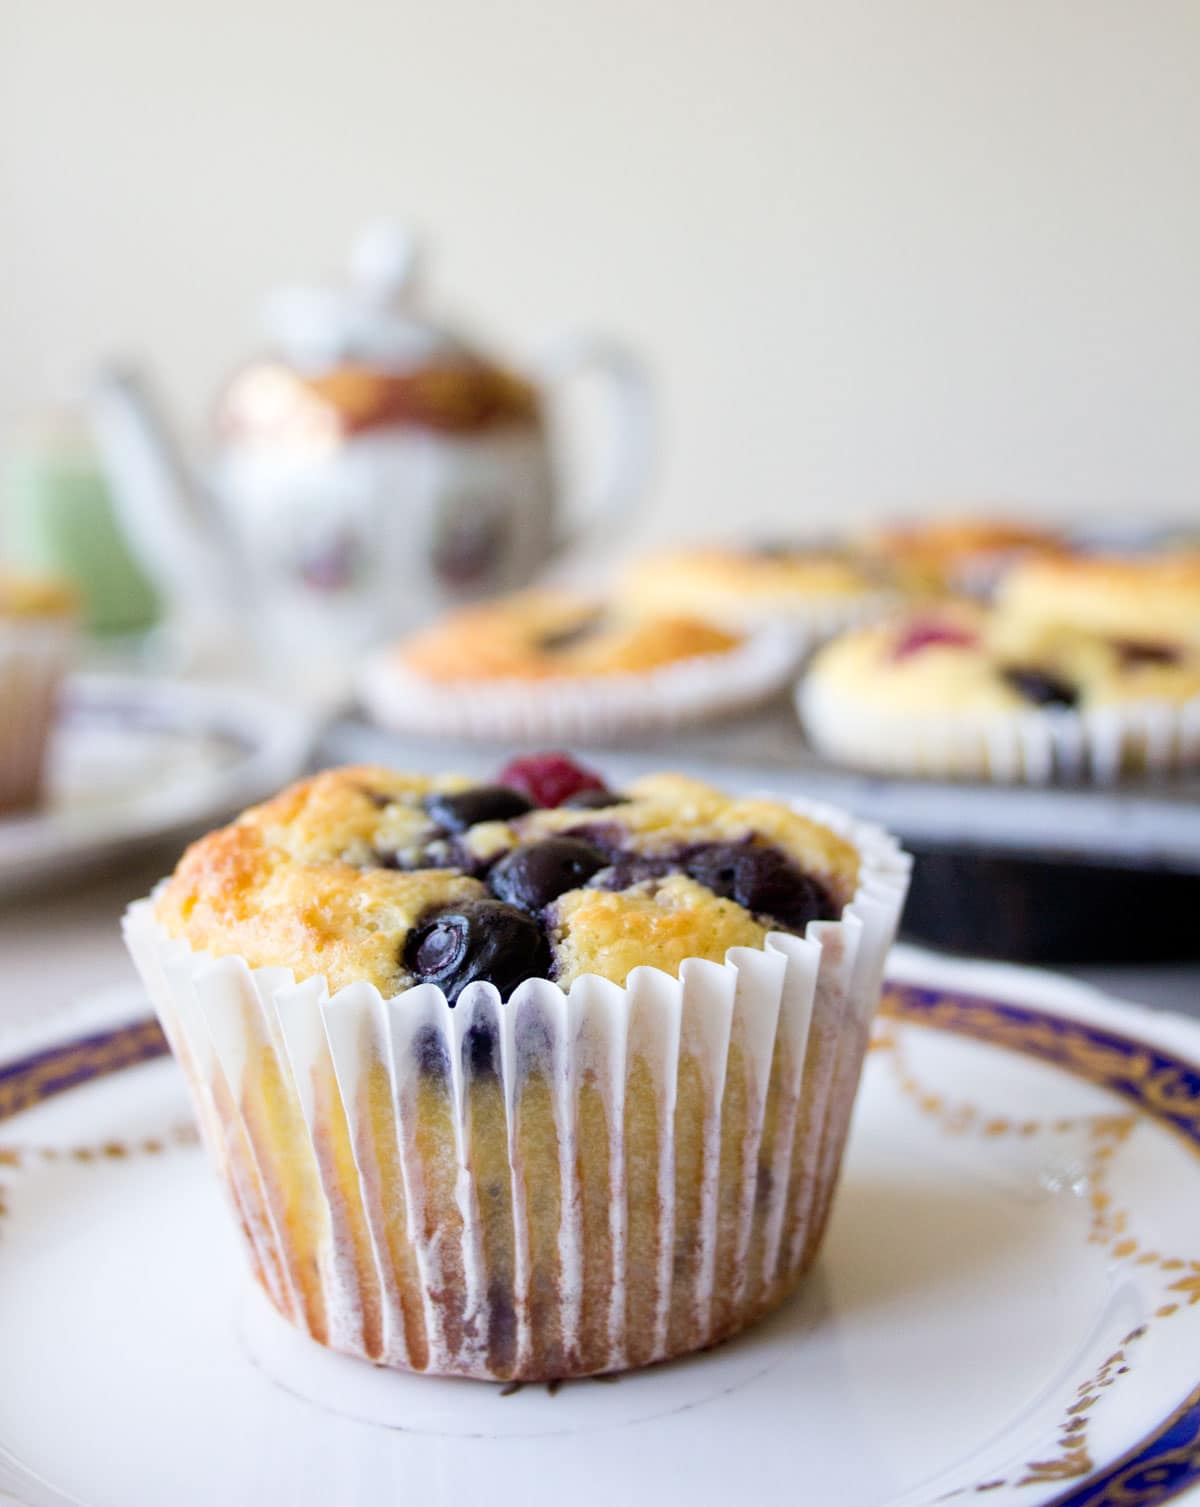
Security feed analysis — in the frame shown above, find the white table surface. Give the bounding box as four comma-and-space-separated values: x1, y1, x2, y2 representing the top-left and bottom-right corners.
0, 843, 1195, 1039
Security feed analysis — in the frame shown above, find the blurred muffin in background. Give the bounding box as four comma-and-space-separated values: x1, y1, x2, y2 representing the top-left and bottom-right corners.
618, 540, 891, 640
0, 571, 77, 811
799, 597, 1200, 783
997, 550, 1200, 650
359, 587, 796, 742
858, 516, 1067, 597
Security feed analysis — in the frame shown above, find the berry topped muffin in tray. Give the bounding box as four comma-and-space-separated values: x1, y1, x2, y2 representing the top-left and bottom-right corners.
799, 599, 1200, 782
125, 753, 908, 1382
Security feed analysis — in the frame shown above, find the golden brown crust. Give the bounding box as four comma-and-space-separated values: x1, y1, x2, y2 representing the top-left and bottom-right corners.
155, 765, 861, 998
859, 517, 1066, 593
620, 546, 879, 622
393, 590, 743, 683
553, 876, 769, 987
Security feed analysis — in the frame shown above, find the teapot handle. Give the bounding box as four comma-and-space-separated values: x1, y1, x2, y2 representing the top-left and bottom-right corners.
536, 335, 654, 556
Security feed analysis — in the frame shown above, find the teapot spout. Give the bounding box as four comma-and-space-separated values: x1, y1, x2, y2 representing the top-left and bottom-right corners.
88, 365, 241, 630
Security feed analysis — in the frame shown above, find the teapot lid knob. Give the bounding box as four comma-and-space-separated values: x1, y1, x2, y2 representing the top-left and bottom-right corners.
349, 221, 422, 307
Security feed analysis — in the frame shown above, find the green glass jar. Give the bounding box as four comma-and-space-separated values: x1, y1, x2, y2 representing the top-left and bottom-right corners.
3, 418, 160, 637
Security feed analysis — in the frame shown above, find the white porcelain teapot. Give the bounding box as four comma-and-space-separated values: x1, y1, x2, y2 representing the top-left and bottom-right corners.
90, 223, 653, 698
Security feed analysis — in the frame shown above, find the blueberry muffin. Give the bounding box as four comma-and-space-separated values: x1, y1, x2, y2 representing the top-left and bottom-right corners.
619, 541, 889, 635
997, 551, 1200, 650
800, 602, 1200, 780
858, 516, 1066, 597
361, 589, 796, 740
0, 569, 77, 811
393, 588, 740, 681
126, 754, 908, 1381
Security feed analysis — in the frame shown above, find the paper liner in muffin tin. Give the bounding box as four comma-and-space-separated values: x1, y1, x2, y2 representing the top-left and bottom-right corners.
122, 801, 909, 1382
357, 626, 798, 744
799, 673, 1200, 784
0, 619, 75, 811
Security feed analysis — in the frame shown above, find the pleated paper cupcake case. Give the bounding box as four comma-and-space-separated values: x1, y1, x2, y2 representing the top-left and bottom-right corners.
357, 626, 798, 743
123, 805, 909, 1381
799, 677, 1200, 784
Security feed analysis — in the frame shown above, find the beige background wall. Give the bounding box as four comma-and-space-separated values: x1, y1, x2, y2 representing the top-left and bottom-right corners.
3, 0, 1199, 544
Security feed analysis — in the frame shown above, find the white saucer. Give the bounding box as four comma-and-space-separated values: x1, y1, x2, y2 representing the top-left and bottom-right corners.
2, 948, 1200, 1506
0, 673, 311, 897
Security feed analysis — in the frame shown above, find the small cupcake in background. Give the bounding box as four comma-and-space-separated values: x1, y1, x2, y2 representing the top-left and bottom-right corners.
857, 516, 1066, 598
359, 588, 797, 742
619, 539, 892, 641
996, 550, 1200, 650
0, 570, 77, 811
123, 754, 908, 1381
799, 598, 1200, 783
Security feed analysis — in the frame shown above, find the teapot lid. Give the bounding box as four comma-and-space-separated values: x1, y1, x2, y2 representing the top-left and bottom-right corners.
260, 222, 470, 372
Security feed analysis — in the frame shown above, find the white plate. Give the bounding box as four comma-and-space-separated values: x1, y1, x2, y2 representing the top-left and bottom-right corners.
2, 947, 1200, 1507
0, 674, 312, 897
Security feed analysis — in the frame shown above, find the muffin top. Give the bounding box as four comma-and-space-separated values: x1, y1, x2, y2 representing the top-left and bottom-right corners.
0, 569, 77, 619
859, 517, 1065, 594
998, 551, 1200, 649
620, 542, 880, 622
806, 601, 1200, 713
155, 755, 860, 1001
392, 589, 743, 682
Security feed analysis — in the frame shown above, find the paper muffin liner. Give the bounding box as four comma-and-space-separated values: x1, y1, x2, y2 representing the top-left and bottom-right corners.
799, 674, 1200, 784
122, 801, 909, 1382
357, 626, 798, 744
0, 617, 75, 812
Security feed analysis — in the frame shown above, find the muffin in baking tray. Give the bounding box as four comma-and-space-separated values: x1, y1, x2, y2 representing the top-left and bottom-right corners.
359, 588, 797, 741
859, 516, 1066, 597
799, 600, 1200, 782
124, 754, 909, 1381
0, 570, 77, 811
619, 540, 891, 638
997, 549, 1200, 648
